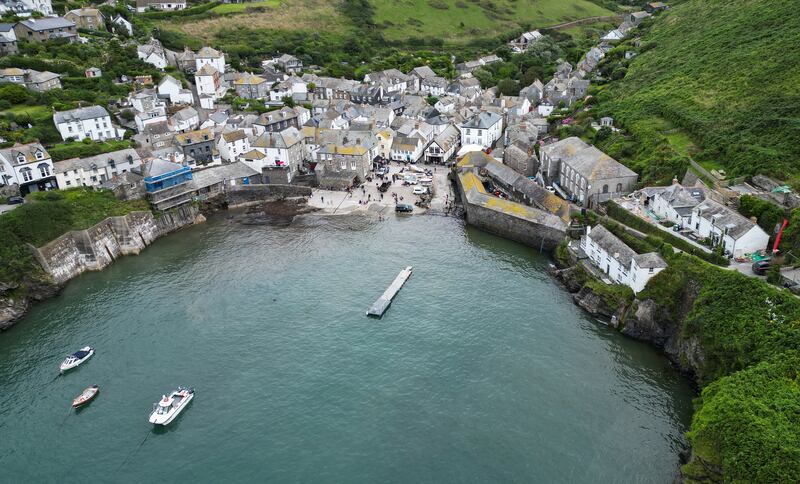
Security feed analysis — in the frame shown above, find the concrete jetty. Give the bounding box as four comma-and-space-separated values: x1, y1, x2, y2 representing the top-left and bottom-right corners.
366, 266, 413, 317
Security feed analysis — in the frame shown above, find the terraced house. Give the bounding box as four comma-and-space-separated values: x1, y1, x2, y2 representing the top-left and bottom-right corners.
174, 128, 217, 165
53, 149, 141, 188
0, 142, 56, 194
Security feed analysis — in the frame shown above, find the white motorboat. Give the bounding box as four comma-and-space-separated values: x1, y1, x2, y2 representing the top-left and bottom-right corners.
59, 346, 94, 373
149, 387, 194, 425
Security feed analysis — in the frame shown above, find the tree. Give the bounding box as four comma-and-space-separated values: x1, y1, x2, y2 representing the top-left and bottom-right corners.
425, 95, 439, 106
497, 78, 519, 96
281, 96, 296, 107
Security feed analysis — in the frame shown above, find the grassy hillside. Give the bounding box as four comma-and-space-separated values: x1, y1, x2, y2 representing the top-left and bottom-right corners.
593, 0, 800, 184
371, 0, 612, 43
637, 254, 800, 480
152, 0, 620, 76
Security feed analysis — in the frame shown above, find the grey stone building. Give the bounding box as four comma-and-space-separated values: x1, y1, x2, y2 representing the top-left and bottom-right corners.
541, 136, 638, 207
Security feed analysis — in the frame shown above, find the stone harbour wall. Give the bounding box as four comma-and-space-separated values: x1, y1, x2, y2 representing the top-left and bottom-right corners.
226, 184, 312, 208
464, 202, 567, 251
455, 171, 567, 251
33, 205, 203, 285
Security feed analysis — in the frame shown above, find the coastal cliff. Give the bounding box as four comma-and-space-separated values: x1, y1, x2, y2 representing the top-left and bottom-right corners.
553, 264, 705, 379
553, 242, 800, 482
0, 205, 203, 330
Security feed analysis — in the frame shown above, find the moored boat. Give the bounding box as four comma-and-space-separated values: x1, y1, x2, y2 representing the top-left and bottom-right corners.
60, 346, 94, 373
148, 387, 194, 426
72, 385, 99, 408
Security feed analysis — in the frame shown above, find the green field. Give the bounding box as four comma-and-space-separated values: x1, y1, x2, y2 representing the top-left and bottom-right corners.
372, 0, 612, 42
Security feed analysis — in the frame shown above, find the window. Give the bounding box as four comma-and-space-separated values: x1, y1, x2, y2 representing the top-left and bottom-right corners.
340, 160, 346, 170
602, 184, 609, 194
616, 183, 623, 193
20, 167, 32, 182
16, 154, 25, 164
38, 163, 50, 177
648, 268, 654, 274
65, 180, 71, 186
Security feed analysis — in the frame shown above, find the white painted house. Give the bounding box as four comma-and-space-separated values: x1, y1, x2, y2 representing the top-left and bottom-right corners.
157, 75, 193, 105
581, 225, 667, 294
217, 129, 250, 162
195, 65, 225, 100
53, 148, 141, 188
194, 46, 225, 74
0, 142, 56, 194
390, 135, 425, 164
136, 39, 168, 70
250, 127, 304, 179
53, 105, 124, 142
649, 184, 707, 227
689, 199, 769, 258
111, 15, 133, 36
424, 124, 460, 164
459, 111, 503, 149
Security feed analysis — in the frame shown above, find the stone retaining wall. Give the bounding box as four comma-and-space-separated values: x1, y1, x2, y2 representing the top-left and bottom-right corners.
33, 205, 202, 285
226, 184, 312, 208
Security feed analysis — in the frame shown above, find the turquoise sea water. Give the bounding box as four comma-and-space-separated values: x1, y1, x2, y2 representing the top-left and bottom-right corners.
0, 213, 693, 482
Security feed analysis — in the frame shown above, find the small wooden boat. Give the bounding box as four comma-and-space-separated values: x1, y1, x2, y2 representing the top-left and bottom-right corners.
72, 385, 99, 408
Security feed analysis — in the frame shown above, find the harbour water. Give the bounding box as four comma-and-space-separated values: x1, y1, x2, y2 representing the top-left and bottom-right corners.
0, 212, 694, 482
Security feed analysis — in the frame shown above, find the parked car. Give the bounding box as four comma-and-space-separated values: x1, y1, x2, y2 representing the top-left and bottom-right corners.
6, 196, 23, 205
413, 186, 428, 195
395, 203, 413, 213
545, 186, 556, 193
419, 177, 433, 186
752, 260, 771, 275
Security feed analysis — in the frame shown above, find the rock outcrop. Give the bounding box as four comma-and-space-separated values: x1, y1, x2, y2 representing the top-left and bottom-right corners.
554, 261, 706, 380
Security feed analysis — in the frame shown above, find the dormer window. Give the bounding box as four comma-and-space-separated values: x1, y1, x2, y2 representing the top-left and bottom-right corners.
16, 154, 25, 164
35, 151, 44, 160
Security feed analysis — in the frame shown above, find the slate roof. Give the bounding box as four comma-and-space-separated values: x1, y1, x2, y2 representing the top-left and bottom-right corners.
542, 137, 636, 182
171, 106, 198, 122
196, 64, 219, 76
693, 199, 761, 239
175, 128, 213, 145
221, 129, 247, 143
54, 148, 140, 174
253, 127, 302, 149
587, 225, 637, 267
18, 17, 75, 31
143, 157, 183, 178
410, 66, 437, 79
633, 252, 667, 269
0, 142, 49, 164
197, 46, 222, 58
460, 111, 502, 130
191, 161, 258, 190
53, 105, 109, 124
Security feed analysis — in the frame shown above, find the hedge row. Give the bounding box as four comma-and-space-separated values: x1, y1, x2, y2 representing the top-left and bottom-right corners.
605, 200, 729, 266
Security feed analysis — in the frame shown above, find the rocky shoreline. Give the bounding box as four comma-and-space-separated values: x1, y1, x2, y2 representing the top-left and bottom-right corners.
548, 249, 712, 481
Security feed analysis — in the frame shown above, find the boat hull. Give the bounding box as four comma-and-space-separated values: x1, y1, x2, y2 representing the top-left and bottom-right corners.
60, 347, 94, 373
72, 387, 99, 408
149, 391, 194, 426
